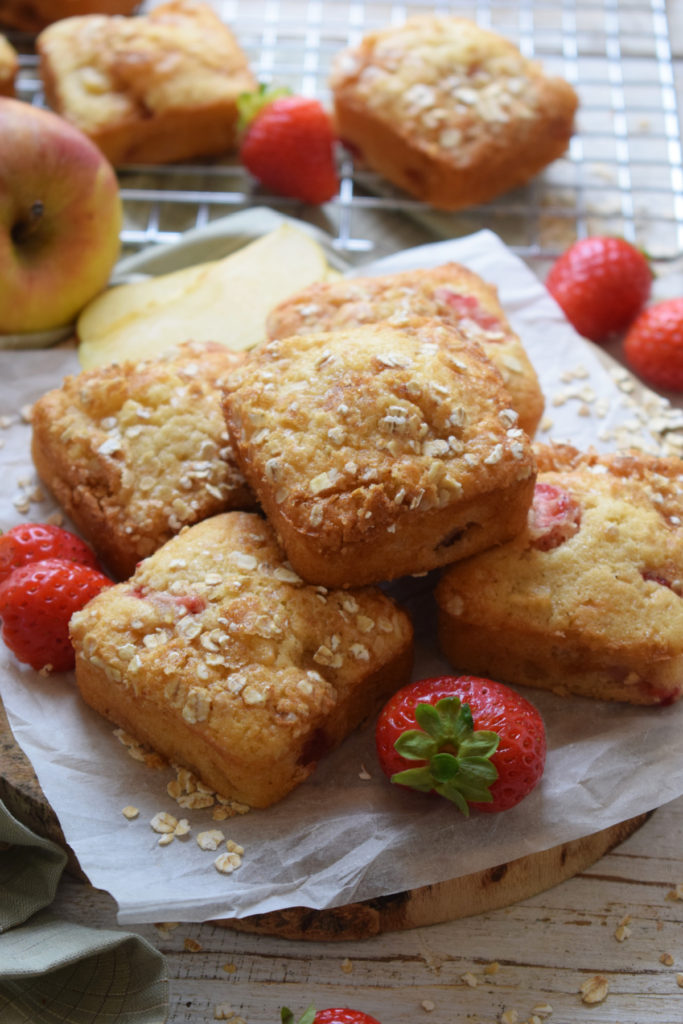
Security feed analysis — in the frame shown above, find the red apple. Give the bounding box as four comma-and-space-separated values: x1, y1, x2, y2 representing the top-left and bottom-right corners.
0, 98, 122, 334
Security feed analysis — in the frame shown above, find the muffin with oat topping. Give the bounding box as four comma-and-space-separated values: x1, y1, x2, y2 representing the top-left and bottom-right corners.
223, 318, 537, 588
70, 511, 414, 808
31, 340, 255, 580
437, 442, 683, 705
266, 262, 544, 437
329, 15, 578, 211
36, 0, 256, 164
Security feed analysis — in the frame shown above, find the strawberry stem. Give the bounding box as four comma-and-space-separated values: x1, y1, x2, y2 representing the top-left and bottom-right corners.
391, 697, 500, 815
237, 83, 291, 133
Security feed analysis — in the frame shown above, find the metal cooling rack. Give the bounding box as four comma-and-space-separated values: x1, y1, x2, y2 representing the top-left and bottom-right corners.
6, 0, 683, 265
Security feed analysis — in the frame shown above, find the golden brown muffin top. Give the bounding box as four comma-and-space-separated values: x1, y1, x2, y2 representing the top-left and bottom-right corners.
70, 511, 413, 738
224, 318, 535, 544
267, 263, 512, 344
37, 0, 255, 134
330, 15, 578, 164
265, 262, 544, 436
32, 340, 249, 545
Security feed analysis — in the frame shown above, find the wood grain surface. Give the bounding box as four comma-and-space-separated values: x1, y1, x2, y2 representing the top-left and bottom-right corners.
49, 794, 683, 1024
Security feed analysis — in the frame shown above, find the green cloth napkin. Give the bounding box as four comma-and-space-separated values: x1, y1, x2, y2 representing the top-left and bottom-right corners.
0, 799, 168, 1024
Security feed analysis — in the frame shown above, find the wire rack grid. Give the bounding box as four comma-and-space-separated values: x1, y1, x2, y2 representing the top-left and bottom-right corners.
6, 0, 683, 265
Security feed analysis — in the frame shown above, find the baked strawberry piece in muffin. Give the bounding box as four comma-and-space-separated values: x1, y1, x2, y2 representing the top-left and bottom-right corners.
436, 442, 683, 705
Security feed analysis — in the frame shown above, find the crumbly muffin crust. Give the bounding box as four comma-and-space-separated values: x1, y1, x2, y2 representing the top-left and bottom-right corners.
330, 15, 578, 210
37, 0, 256, 164
223, 318, 536, 587
266, 262, 544, 437
31, 341, 254, 579
70, 511, 414, 807
437, 442, 683, 705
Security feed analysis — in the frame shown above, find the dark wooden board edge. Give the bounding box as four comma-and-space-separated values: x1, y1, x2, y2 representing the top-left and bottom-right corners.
214, 813, 650, 941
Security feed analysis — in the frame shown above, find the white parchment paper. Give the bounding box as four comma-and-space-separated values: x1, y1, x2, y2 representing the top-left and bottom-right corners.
1, 222, 683, 926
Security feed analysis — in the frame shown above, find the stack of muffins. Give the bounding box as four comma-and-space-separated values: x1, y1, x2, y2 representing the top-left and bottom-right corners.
18, 3, 683, 810
29, 257, 683, 811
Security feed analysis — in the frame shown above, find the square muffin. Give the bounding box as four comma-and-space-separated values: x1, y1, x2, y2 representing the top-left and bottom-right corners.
266, 262, 544, 437
0, 34, 18, 97
69, 511, 414, 808
436, 443, 683, 706
37, 0, 256, 164
223, 318, 537, 588
329, 15, 578, 211
31, 341, 254, 580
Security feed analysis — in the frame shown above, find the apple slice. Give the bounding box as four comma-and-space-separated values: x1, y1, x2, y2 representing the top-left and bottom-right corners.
76, 224, 336, 370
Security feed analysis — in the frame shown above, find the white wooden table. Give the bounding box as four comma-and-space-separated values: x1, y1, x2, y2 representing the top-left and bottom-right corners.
51, 796, 683, 1024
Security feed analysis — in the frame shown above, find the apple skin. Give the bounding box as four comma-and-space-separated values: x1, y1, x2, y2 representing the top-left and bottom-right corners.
0, 98, 123, 335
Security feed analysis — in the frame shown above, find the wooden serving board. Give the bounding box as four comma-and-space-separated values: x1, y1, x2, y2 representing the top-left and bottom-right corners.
0, 699, 650, 941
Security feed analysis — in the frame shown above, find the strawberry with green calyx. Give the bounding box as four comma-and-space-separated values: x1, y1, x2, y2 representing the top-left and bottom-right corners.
376, 675, 546, 815
281, 1008, 381, 1024
237, 84, 339, 205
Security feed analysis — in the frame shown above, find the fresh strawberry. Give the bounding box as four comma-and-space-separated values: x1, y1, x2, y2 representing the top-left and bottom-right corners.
0, 557, 112, 672
546, 236, 652, 343
623, 297, 683, 392
238, 85, 339, 204
281, 1008, 381, 1024
0, 522, 99, 583
375, 675, 546, 815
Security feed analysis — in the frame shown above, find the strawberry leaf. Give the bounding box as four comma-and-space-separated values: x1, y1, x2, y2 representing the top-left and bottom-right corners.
415, 696, 474, 745
393, 729, 436, 761
435, 758, 498, 813
430, 752, 460, 782
390, 766, 436, 792
436, 785, 471, 816
390, 696, 500, 813
237, 83, 291, 132
412, 700, 444, 738
281, 1007, 316, 1024
458, 731, 500, 759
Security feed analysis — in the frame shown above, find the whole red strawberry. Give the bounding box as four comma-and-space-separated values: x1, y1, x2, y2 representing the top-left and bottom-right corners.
0, 522, 99, 583
281, 1008, 381, 1024
376, 675, 546, 815
623, 297, 683, 392
546, 236, 652, 343
0, 557, 112, 672
238, 86, 339, 204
